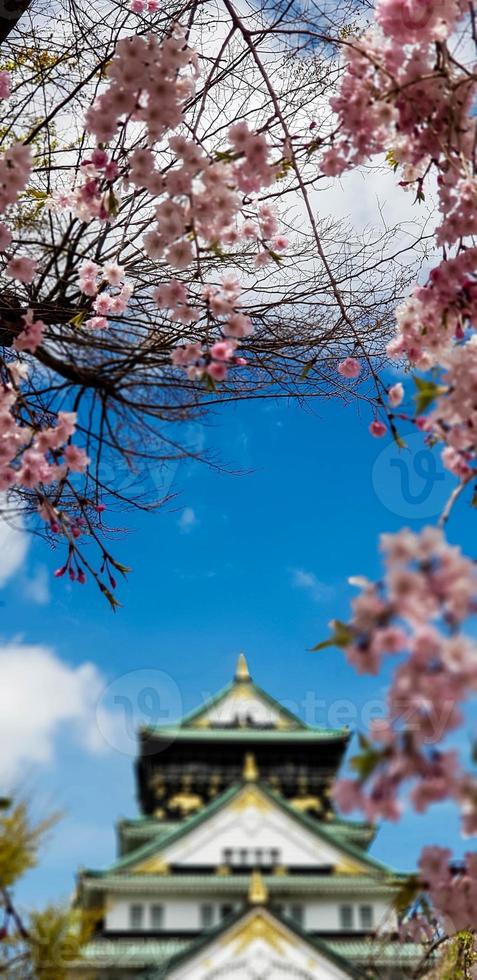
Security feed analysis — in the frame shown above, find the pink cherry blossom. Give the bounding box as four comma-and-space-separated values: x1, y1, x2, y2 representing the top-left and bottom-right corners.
0, 222, 11, 251
93, 293, 113, 316
84, 315, 109, 330
331, 528, 477, 833
210, 340, 237, 361
369, 421, 387, 437
207, 361, 228, 382
0, 71, 10, 100
13, 309, 45, 353
338, 357, 361, 379
103, 261, 125, 285
6, 256, 37, 283
64, 444, 90, 472
388, 382, 404, 408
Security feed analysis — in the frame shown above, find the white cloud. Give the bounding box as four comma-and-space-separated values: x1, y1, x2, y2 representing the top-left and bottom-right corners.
22, 565, 50, 606
0, 642, 112, 786
178, 506, 198, 534
291, 568, 335, 603
0, 515, 28, 587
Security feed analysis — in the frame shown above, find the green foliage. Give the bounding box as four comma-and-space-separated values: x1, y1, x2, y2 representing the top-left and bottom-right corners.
436, 931, 477, 979
69, 312, 87, 329
349, 733, 384, 780
0, 803, 58, 888
0, 48, 72, 74
385, 149, 399, 173
0, 802, 97, 979
413, 376, 447, 415
311, 619, 353, 652
300, 357, 317, 379
392, 874, 421, 913
28, 906, 97, 980
98, 582, 122, 611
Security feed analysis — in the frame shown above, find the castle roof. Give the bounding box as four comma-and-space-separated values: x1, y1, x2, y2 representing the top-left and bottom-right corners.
81, 778, 403, 880
140, 653, 349, 741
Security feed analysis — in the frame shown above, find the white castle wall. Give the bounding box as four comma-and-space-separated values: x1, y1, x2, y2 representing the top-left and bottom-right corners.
160, 802, 354, 868
104, 894, 395, 933
201, 691, 282, 726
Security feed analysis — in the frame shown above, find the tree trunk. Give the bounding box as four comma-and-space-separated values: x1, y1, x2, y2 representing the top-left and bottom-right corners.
0, 0, 32, 45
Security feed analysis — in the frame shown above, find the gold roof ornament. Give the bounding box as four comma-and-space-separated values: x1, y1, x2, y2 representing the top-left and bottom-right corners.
290, 795, 323, 815
168, 791, 202, 816
248, 869, 268, 905
235, 652, 251, 682
243, 752, 258, 782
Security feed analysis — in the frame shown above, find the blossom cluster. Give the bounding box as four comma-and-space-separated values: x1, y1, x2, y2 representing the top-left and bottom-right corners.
0, 80, 36, 275
376, 0, 468, 43
387, 250, 477, 370
50, 148, 119, 223
140, 137, 280, 271
322, 0, 472, 181
78, 259, 133, 329
13, 309, 45, 353
138, 128, 280, 377
85, 27, 197, 145
0, 382, 89, 494
130, 0, 159, 11
418, 336, 477, 482
81, 29, 283, 381
166, 276, 249, 382
418, 847, 477, 934
322, 0, 477, 375
0, 143, 37, 281
331, 527, 477, 829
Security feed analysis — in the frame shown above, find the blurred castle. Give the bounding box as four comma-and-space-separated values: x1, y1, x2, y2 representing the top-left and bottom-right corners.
72, 654, 421, 978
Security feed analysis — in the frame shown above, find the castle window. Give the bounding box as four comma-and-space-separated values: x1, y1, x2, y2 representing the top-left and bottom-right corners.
290, 904, 304, 927
239, 848, 248, 865
359, 905, 373, 930
255, 848, 263, 865
339, 905, 353, 930
200, 904, 214, 929
150, 905, 164, 930
221, 904, 234, 919
223, 848, 233, 864
270, 848, 280, 865
129, 904, 144, 930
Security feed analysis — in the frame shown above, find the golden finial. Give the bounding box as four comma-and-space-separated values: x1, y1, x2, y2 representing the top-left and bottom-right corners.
243, 752, 258, 782
235, 652, 251, 682
248, 869, 268, 905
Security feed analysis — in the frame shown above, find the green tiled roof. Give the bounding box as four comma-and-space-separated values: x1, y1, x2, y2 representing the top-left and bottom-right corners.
117, 820, 181, 856
118, 815, 373, 835
327, 939, 424, 961
80, 938, 190, 967
81, 872, 404, 895
139, 725, 349, 741
77, 936, 424, 972
84, 782, 398, 880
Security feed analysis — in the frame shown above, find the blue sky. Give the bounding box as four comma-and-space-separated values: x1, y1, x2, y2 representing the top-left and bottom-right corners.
2, 387, 475, 911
